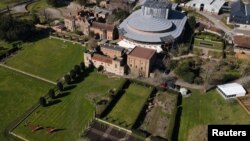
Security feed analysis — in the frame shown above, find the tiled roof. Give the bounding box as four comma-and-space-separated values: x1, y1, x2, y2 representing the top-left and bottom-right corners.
92, 54, 113, 64
91, 22, 114, 31
233, 35, 250, 48
128, 46, 156, 60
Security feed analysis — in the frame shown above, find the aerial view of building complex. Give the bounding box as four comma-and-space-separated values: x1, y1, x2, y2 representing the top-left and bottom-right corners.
0, 0, 250, 141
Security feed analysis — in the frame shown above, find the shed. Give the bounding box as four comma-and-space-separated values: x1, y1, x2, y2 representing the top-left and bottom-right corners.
180, 88, 188, 96
217, 83, 246, 99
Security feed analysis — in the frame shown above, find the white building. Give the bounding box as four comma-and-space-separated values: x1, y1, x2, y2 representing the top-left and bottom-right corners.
217, 83, 246, 99
185, 0, 226, 14
180, 88, 188, 96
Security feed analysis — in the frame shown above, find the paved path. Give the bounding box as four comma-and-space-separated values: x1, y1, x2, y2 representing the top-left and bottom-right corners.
0, 63, 56, 85
234, 76, 250, 86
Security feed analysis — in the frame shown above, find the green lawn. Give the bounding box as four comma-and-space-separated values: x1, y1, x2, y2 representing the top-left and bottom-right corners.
13, 71, 126, 141
107, 83, 152, 129
0, 67, 53, 141
6, 38, 84, 81
178, 90, 250, 141
27, 0, 48, 12
194, 38, 224, 51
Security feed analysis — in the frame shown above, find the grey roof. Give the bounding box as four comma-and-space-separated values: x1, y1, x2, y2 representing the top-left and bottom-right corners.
118, 9, 187, 43
230, 0, 250, 25
101, 44, 125, 52
127, 16, 173, 32
185, 0, 225, 14
143, 0, 172, 9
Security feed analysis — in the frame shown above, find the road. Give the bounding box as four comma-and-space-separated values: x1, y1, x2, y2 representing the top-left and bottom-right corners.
196, 11, 234, 36
0, 63, 56, 85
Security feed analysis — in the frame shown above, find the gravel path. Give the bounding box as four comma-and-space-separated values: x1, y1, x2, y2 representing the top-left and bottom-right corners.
0, 63, 56, 85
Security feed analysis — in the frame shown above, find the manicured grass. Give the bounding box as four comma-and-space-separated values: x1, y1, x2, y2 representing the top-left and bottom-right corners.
13, 71, 126, 141
6, 38, 84, 81
0, 67, 53, 141
107, 83, 152, 129
178, 89, 250, 141
194, 38, 224, 50
27, 0, 48, 12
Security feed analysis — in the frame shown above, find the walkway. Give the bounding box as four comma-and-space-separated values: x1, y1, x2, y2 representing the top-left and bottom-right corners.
0, 63, 56, 85
172, 53, 220, 61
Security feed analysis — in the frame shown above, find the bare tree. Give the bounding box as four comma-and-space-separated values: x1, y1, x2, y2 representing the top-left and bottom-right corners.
41, 9, 52, 23
202, 60, 218, 93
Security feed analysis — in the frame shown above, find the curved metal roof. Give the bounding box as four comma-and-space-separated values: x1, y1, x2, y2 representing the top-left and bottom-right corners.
118, 9, 187, 43
127, 15, 173, 32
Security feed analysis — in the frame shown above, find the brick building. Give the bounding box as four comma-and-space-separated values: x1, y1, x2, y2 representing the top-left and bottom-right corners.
233, 35, 250, 54
64, 17, 76, 32
100, 44, 125, 58
127, 47, 156, 77
64, 8, 118, 40
84, 44, 125, 75
90, 22, 118, 40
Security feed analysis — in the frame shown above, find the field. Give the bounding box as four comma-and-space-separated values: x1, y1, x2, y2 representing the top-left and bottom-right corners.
13, 71, 126, 141
106, 83, 152, 129
0, 67, 53, 141
178, 90, 250, 141
6, 38, 84, 81
27, 0, 48, 12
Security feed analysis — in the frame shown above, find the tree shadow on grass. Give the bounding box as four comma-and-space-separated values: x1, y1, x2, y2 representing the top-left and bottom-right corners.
56, 92, 70, 99
70, 67, 95, 84
171, 94, 183, 141
63, 85, 76, 91
25, 29, 50, 43
46, 99, 62, 107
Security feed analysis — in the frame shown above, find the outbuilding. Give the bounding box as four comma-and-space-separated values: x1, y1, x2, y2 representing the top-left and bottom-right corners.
185, 0, 226, 15
217, 83, 246, 99
180, 87, 188, 96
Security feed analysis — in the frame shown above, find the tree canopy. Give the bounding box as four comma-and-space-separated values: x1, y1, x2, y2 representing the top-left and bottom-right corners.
75, 0, 89, 6
0, 15, 35, 41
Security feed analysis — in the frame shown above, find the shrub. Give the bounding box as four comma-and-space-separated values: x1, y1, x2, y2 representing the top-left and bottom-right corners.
182, 72, 195, 83
39, 97, 46, 107
97, 65, 104, 72
64, 74, 71, 84
194, 76, 203, 84
48, 89, 55, 99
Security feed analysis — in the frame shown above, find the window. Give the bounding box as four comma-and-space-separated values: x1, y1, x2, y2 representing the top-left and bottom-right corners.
130, 64, 132, 67
141, 67, 143, 70
115, 64, 117, 68
136, 65, 137, 68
